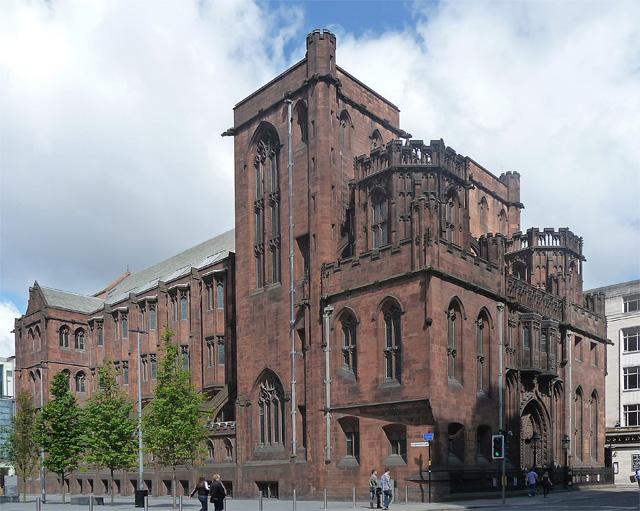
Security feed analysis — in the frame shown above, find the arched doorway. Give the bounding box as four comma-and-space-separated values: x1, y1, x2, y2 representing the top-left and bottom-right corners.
520, 399, 549, 469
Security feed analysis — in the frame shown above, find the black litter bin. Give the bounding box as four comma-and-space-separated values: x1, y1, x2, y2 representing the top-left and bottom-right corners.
135, 489, 148, 508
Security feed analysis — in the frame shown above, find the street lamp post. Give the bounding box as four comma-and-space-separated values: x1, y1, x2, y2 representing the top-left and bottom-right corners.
129, 328, 146, 507
37, 363, 47, 503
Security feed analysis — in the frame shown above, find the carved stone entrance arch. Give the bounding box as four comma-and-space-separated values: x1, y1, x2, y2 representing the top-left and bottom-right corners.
520, 399, 550, 469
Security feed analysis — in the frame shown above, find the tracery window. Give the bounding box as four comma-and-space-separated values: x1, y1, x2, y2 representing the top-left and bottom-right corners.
447, 301, 463, 382
257, 374, 285, 446
340, 312, 357, 376
445, 190, 460, 244
574, 387, 584, 461
59, 326, 70, 348
476, 312, 490, 394
180, 295, 188, 321
382, 301, 402, 382
589, 391, 598, 460
121, 315, 128, 339
149, 305, 157, 330
254, 132, 280, 287
75, 372, 86, 393
216, 282, 224, 310
74, 329, 85, 350
371, 191, 389, 248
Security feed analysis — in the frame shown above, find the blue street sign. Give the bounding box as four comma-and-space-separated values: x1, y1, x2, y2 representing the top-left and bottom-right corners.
423, 432, 434, 441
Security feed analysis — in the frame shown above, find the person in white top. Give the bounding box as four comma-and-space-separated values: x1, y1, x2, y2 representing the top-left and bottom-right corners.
380, 468, 392, 510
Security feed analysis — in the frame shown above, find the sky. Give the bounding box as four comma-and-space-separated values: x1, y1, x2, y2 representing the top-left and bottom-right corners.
1, 0, 639, 357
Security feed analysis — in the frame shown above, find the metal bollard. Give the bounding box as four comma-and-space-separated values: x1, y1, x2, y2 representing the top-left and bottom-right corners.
258, 491, 263, 511
144, 495, 149, 511
89, 493, 94, 511
179, 495, 183, 511
36, 497, 41, 511
404, 486, 408, 505
323, 488, 327, 510
292, 488, 296, 511
352, 487, 356, 508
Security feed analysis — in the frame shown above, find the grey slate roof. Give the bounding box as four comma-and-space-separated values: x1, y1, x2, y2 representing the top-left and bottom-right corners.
40, 287, 105, 314
40, 229, 235, 314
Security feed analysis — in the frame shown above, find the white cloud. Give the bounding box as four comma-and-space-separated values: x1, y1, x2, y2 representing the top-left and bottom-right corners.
337, 0, 640, 288
0, 0, 302, 298
0, 0, 638, 307
0, 301, 19, 357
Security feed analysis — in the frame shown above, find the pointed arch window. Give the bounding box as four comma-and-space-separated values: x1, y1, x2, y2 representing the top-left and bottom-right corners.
75, 372, 86, 393
257, 373, 285, 446
254, 131, 280, 287
59, 326, 70, 348
339, 111, 351, 155
589, 391, 598, 461
371, 191, 389, 248
340, 312, 357, 375
498, 209, 507, 235
382, 301, 402, 382
574, 388, 584, 461
295, 102, 308, 144
447, 301, 463, 382
207, 440, 215, 460
479, 196, 488, 233
371, 129, 383, 150
476, 312, 490, 394
445, 190, 460, 244
180, 295, 188, 321
74, 329, 85, 350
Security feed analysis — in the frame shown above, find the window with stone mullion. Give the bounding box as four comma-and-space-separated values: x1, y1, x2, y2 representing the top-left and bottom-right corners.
258, 379, 285, 446
383, 311, 401, 382
342, 319, 357, 375
476, 319, 485, 393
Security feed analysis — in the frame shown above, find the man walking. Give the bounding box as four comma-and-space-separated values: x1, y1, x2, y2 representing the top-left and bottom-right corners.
380, 468, 392, 510
635, 467, 640, 489
526, 467, 539, 497
369, 469, 380, 509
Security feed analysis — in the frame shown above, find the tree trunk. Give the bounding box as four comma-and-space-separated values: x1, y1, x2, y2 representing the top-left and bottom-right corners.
110, 468, 114, 505
22, 475, 26, 502
60, 472, 66, 503
172, 468, 177, 510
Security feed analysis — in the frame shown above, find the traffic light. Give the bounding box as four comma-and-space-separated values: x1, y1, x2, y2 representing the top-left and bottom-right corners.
492, 434, 505, 459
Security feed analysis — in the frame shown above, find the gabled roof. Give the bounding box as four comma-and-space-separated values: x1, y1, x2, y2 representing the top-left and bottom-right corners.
37, 229, 235, 314
40, 287, 105, 314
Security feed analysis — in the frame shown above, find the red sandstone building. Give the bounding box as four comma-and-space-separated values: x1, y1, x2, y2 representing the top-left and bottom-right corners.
14, 31, 609, 500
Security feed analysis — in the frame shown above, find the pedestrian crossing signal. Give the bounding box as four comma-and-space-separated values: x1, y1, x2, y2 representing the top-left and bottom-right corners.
492, 434, 504, 459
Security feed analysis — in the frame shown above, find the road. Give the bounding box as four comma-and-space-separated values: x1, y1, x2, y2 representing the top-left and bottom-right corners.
1, 487, 638, 511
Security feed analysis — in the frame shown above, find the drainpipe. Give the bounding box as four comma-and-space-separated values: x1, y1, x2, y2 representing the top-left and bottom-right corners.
566, 331, 573, 464
286, 98, 297, 458
497, 302, 505, 505
323, 305, 334, 462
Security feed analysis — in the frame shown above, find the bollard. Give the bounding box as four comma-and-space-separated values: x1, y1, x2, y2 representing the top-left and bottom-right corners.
36, 497, 41, 511
89, 493, 94, 511
179, 495, 183, 511
404, 486, 408, 505
259, 491, 263, 511
292, 488, 296, 511
144, 495, 149, 511
352, 487, 356, 508
323, 488, 327, 510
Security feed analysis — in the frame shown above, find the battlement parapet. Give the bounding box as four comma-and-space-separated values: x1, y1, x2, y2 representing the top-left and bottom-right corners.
506, 227, 583, 256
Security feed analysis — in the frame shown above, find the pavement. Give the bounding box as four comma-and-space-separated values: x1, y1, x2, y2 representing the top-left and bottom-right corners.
2, 486, 639, 511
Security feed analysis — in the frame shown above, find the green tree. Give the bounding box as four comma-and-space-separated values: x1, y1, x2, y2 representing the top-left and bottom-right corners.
143, 329, 206, 509
83, 362, 137, 504
1, 392, 39, 501
34, 372, 84, 503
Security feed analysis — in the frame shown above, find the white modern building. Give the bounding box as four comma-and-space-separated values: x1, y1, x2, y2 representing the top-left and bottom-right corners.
588, 280, 640, 484
0, 356, 16, 484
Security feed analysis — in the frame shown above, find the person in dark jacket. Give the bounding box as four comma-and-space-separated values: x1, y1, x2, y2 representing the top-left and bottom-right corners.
190, 477, 210, 511
209, 474, 227, 511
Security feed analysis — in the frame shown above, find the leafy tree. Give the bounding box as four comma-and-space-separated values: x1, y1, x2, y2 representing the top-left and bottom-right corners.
83, 362, 137, 504
143, 329, 206, 509
34, 372, 84, 503
1, 392, 39, 501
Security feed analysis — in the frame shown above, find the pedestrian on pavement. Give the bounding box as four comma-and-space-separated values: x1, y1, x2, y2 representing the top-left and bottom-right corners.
209, 474, 227, 511
526, 467, 539, 497
190, 476, 210, 511
369, 469, 380, 509
635, 467, 640, 489
541, 470, 552, 498
380, 468, 392, 510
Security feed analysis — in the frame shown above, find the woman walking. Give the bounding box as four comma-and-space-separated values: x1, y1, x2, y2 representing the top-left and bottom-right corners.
190, 477, 210, 511
209, 474, 227, 511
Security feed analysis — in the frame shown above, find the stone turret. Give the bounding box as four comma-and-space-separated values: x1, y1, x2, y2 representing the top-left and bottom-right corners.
306, 29, 336, 78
